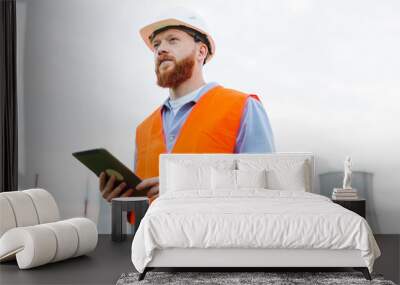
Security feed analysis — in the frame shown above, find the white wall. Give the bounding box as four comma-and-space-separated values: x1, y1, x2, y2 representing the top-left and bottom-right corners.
17, 0, 400, 233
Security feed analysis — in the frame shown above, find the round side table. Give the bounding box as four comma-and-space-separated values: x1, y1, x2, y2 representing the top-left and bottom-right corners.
111, 197, 149, 242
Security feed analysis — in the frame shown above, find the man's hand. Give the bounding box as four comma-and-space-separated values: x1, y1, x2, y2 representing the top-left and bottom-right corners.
136, 177, 159, 200
99, 172, 135, 202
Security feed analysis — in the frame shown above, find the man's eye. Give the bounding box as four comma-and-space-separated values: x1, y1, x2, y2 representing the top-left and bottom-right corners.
169, 38, 178, 42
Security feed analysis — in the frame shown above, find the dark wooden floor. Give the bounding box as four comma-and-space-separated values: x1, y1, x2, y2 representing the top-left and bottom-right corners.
0, 234, 398, 285
0, 235, 135, 285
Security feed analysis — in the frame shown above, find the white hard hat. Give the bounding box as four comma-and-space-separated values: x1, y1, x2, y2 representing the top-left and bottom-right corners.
139, 7, 215, 64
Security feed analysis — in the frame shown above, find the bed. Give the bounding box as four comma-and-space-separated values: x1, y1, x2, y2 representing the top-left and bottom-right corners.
130, 153, 381, 281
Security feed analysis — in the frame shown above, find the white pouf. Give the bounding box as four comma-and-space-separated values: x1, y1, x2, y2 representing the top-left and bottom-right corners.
0, 189, 98, 269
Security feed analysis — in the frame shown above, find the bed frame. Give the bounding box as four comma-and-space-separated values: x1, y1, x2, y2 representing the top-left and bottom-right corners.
139, 248, 371, 280
137, 153, 372, 281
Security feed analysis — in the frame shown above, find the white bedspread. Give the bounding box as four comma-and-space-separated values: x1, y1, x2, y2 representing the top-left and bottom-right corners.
131, 190, 380, 273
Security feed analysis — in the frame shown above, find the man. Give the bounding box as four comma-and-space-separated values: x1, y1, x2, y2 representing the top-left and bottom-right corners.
99, 8, 275, 223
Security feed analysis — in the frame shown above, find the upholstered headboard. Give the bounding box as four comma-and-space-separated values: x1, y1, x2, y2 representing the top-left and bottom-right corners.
159, 153, 315, 195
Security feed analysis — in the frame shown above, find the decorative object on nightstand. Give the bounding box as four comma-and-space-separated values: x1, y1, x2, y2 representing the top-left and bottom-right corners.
342, 156, 353, 189
319, 171, 372, 199
332, 198, 366, 218
332, 188, 359, 200
112, 197, 149, 242
331, 156, 359, 200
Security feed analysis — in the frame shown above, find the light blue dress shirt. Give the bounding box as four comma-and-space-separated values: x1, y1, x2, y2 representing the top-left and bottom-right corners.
134, 82, 275, 171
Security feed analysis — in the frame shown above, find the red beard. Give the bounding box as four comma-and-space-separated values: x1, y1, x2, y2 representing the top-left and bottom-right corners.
155, 52, 195, 88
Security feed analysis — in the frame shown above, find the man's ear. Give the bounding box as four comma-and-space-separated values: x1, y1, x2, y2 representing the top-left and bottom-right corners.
197, 43, 208, 65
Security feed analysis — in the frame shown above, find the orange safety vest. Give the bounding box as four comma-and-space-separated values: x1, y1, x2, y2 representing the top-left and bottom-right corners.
128, 85, 260, 224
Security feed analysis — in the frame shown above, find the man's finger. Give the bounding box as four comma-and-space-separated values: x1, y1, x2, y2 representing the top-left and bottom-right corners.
101, 175, 116, 198
121, 188, 134, 197
106, 182, 127, 202
147, 186, 159, 197
99, 172, 106, 191
103, 175, 115, 194
136, 177, 159, 191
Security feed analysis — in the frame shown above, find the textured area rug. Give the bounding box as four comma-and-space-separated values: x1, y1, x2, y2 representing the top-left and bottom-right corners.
116, 271, 396, 285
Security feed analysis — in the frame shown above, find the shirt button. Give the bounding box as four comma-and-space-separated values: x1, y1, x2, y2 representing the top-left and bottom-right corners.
169, 135, 175, 141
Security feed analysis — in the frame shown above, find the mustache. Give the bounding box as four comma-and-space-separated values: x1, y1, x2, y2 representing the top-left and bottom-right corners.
156, 55, 176, 67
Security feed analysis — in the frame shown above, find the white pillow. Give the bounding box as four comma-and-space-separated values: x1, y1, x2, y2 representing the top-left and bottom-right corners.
211, 168, 268, 190
165, 159, 236, 193
236, 169, 268, 189
211, 168, 236, 190
167, 162, 211, 191
237, 159, 309, 191
267, 167, 306, 191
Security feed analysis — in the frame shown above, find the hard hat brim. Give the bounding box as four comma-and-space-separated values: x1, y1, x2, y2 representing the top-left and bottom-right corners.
139, 18, 215, 63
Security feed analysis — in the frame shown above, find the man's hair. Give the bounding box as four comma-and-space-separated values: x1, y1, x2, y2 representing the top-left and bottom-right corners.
149, 25, 212, 65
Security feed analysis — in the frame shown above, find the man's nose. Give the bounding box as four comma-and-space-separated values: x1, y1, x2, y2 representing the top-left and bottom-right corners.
157, 49, 167, 58
156, 41, 169, 56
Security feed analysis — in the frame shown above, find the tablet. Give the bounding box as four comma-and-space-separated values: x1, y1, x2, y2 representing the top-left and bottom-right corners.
72, 148, 147, 197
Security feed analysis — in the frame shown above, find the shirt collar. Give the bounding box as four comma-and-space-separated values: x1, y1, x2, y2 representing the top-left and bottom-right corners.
161, 82, 220, 111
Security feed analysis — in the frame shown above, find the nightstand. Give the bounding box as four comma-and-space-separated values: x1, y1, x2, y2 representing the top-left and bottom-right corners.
332, 198, 366, 218
111, 197, 149, 242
